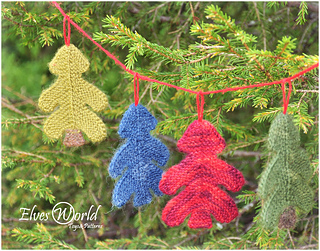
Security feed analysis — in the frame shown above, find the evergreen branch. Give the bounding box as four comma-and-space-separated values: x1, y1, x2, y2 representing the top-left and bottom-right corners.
243, 47, 272, 80
300, 244, 319, 249
2, 117, 45, 126
224, 139, 266, 153
2, 98, 32, 118
7, 158, 97, 168
156, 109, 218, 139
237, 190, 258, 204
174, 229, 209, 247
3, 149, 49, 161
252, 107, 282, 123
268, 37, 293, 70
295, 89, 319, 93
95, 236, 171, 249
3, 85, 37, 106
185, 53, 216, 64
79, 221, 88, 243
267, 1, 279, 9
169, 21, 187, 50
286, 2, 318, 13
253, 2, 266, 51
3, 217, 57, 225
146, 3, 167, 14
16, 179, 56, 203
36, 150, 104, 166
94, 15, 187, 68
208, 237, 254, 249
158, 134, 177, 145
11, 224, 77, 249
144, 42, 185, 64
2, 15, 35, 27
74, 166, 84, 187
1, 98, 43, 131
9, 159, 45, 164
43, 166, 55, 178
225, 150, 264, 158
38, 150, 107, 166
296, 2, 308, 25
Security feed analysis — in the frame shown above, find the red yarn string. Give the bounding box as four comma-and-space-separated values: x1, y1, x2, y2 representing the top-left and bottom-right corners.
63, 16, 70, 46
281, 80, 292, 114
52, 1, 318, 110
52, 2, 133, 72
196, 92, 205, 122
134, 73, 140, 106
202, 64, 317, 95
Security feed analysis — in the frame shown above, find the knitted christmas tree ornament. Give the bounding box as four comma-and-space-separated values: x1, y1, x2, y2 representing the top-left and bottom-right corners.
109, 104, 170, 207
159, 120, 245, 229
258, 113, 314, 230
38, 44, 108, 146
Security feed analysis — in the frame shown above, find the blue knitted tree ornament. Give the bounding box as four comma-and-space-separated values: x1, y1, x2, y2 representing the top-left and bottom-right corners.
109, 104, 170, 207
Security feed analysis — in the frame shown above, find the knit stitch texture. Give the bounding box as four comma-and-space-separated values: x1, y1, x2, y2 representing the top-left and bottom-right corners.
160, 120, 245, 229
38, 44, 108, 146
109, 104, 170, 207
258, 113, 314, 230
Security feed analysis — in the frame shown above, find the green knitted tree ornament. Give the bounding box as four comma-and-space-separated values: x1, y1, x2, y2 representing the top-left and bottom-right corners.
38, 44, 108, 146
258, 113, 314, 230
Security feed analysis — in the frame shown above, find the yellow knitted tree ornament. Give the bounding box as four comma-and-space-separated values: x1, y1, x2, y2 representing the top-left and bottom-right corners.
39, 44, 108, 146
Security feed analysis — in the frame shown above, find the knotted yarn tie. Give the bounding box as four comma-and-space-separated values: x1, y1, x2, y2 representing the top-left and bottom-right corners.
63, 15, 71, 46
134, 72, 140, 106
281, 80, 292, 114
196, 92, 205, 122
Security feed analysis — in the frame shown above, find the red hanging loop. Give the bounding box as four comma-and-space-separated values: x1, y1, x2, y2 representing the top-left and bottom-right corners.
63, 16, 71, 46
196, 92, 205, 122
281, 80, 292, 114
134, 72, 140, 106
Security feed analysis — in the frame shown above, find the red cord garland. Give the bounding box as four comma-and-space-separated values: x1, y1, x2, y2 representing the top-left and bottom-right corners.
134, 72, 140, 106
281, 80, 292, 114
63, 16, 70, 46
52, 1, 319, 117
196, 92, 205, 122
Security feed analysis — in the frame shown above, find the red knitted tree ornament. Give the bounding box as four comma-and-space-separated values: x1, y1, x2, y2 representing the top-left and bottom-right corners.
159, 120, 245, 229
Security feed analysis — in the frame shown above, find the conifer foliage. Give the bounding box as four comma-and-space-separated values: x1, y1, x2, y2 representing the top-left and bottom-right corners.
160, 120, 245, 228
258, 113, 314, 230
109, 104, 170, 207
38, 44, 108, 146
